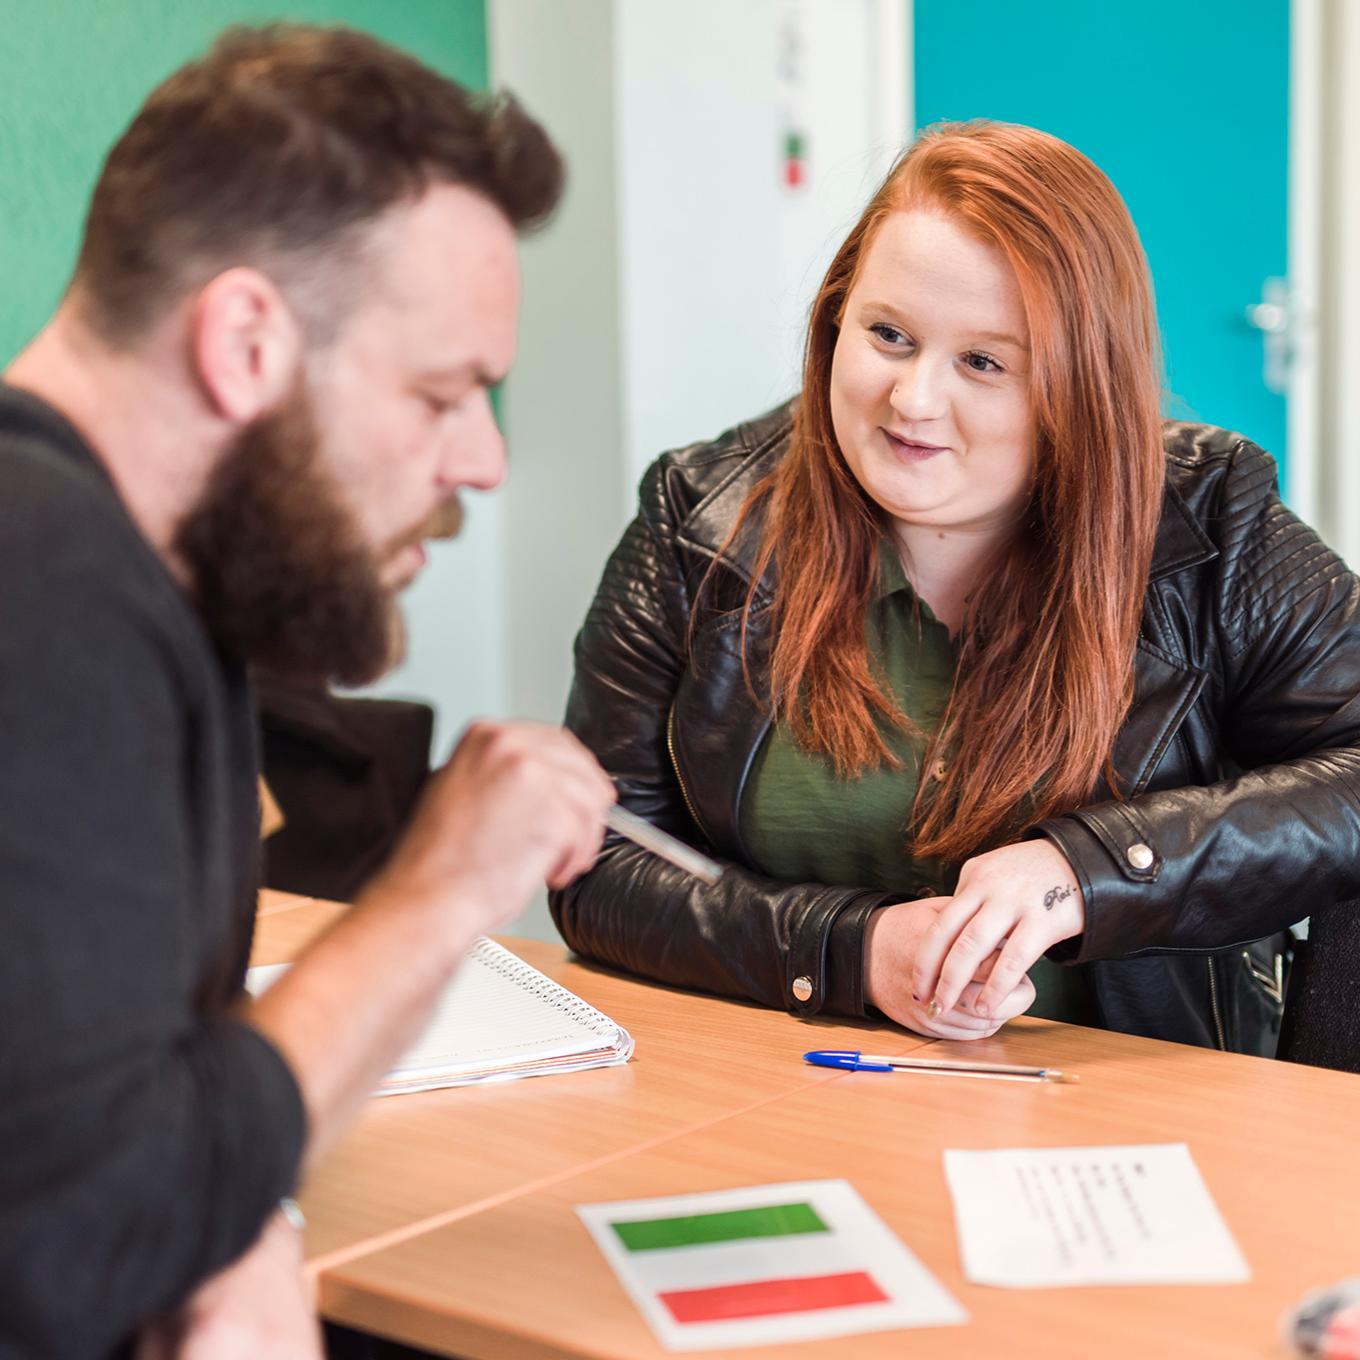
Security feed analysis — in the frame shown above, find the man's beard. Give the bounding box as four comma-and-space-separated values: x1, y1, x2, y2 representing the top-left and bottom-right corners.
174, 382, 400, 687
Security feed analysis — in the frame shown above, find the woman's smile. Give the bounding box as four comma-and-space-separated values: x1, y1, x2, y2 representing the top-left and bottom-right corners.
882, 429, 950, 462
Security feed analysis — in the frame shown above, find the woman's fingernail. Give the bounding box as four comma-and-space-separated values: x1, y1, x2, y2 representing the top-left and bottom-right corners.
974, 1002, 991, 1019
926, 998, 942, 1020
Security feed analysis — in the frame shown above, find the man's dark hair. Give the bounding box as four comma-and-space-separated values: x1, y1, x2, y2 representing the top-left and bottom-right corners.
72, 23, 563, 343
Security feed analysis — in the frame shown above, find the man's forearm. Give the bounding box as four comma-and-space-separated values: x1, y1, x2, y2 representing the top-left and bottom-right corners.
134, 1209, 320, 1360
245, 880, 476, 1170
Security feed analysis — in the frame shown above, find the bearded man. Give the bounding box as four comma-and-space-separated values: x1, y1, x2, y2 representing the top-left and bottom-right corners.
0, 25, 613, 1360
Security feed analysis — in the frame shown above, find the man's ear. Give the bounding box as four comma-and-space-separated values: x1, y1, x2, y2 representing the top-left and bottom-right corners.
190, 267, 303, 422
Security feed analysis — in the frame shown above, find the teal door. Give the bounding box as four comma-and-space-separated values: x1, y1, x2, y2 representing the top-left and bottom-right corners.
914, 1, 1289, 479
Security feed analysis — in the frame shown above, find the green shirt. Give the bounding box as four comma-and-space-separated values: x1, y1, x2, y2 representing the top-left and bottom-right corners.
740, 539, 1097, 1025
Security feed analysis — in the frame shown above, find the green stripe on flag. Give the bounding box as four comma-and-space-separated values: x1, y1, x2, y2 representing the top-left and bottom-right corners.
611, 1201, 828, 1252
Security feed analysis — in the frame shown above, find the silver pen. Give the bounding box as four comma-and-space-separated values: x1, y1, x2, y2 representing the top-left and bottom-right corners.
604, 805, 724, 886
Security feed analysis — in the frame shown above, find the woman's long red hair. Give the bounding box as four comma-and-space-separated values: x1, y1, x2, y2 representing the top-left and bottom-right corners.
737, 121, 1164, 860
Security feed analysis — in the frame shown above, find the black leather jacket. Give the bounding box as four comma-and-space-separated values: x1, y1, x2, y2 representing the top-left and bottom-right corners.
552, 403, 1360, 1054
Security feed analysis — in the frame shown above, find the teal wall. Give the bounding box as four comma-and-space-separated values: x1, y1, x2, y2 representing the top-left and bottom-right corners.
0, 0, 487, 365
914, 0, 1290, 468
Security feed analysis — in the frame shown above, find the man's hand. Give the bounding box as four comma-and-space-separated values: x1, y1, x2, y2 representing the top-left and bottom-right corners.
134, 1212, 319, 1360
246, 721, 616, 1170
865, 899, 1035, 1038
375, 720, 617, 939
910, 839, 1085, 1021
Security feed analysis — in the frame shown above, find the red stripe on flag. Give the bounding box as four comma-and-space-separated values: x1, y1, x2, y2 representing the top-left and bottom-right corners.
659, 1270, 887, 1324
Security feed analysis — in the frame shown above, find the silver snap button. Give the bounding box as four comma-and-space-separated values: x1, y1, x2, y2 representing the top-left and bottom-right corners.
1126, 843, 1154, 871
792, 975, 814, 1002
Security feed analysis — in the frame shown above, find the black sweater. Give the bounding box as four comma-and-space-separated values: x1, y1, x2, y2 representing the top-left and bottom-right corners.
0, 385, 305, 1359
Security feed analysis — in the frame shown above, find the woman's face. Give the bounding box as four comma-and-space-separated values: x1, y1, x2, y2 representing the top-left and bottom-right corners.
829, 209, 1035, 541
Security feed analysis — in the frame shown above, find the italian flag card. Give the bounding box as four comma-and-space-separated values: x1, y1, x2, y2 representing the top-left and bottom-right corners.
577, 1179, 965, 1350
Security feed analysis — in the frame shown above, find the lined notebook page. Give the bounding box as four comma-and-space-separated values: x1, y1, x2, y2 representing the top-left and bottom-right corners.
247, 937, 634, 1094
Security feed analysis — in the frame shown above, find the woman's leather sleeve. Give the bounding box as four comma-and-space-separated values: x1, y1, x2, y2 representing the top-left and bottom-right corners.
1037, 442, 1360, 962
551, 460, 893, 1017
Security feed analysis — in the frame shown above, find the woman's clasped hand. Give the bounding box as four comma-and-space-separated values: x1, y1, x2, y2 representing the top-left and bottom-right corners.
866, 840, 1085, 1036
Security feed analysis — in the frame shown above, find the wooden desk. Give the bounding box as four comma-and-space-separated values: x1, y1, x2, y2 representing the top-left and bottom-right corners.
251, 897, 931, 1267
257, 896, 1360, 1358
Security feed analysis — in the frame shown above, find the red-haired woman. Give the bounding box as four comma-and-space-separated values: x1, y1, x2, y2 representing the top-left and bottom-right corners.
551, 121, 1360, 1052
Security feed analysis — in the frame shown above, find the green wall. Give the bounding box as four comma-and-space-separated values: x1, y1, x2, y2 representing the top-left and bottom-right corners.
0, 0, 488, 365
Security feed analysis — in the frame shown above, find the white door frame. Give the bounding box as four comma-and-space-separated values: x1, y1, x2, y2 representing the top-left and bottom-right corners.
1288, 0, 1322, 525
1305, 0, 1360, 562
876, 0, 912, 143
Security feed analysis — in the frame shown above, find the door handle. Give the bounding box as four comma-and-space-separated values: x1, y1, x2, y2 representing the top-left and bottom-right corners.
1245, 276, 1291, 396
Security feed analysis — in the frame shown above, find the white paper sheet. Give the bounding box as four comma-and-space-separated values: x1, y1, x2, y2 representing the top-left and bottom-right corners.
578, 1179, 965, 1351
944, 1143, 1250, 1288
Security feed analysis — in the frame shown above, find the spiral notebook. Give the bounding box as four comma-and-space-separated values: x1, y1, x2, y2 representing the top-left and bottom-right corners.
246, 937, 635, 1096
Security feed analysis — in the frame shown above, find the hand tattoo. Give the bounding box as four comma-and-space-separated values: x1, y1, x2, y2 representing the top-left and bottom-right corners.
1043, 884, 1076, 911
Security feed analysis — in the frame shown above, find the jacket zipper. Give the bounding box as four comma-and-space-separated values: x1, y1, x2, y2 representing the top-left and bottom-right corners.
1206, 957, 1227, 1050
1242, 948, 1284, 1005
666, 704, 708, 840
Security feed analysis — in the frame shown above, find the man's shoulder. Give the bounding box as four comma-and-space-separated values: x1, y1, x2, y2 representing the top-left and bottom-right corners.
0, 408, 203, 690
1, 404, 171, 608
2, 409, 126, 552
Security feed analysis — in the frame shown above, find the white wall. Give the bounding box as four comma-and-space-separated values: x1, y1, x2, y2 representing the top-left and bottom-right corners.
612, 0, 788, 479
491, 0, 630, 731
613, 0, 910, 482
769, 0, 912, 411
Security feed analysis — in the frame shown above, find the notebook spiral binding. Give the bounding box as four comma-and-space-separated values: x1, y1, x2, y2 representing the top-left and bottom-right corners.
471, 937, 620, 1036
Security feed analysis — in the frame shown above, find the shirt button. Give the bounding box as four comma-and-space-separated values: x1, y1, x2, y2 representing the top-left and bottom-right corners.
792, 976, 814, 1002
915, 885, 936, 899
931, 760, 948, 781
1126, 843, 1154, 871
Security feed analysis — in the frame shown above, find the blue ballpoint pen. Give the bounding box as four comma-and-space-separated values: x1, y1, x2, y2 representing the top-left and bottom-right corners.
804, 1049, 1079, 1082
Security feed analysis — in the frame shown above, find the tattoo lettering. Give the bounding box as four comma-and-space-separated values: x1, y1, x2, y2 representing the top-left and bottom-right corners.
1043, 884, 1076, 912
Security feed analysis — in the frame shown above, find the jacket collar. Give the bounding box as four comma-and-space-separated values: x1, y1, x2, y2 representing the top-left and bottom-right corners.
1148, 476, 1218, 581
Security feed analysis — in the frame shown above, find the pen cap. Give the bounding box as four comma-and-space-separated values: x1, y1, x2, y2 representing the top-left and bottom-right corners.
1283, 1277, 1360, 1358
